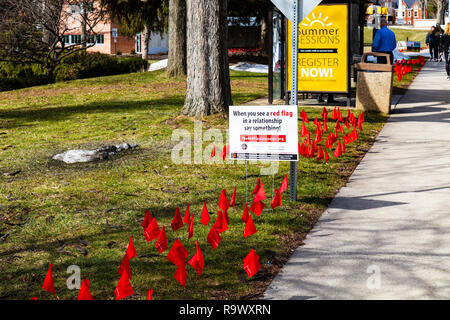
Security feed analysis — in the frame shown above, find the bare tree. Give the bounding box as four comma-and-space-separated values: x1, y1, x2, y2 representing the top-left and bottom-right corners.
0, 0, 105, 80
182, 0, 232, 117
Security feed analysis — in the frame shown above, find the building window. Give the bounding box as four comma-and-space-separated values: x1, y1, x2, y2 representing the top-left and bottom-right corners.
408, 11, 411, 17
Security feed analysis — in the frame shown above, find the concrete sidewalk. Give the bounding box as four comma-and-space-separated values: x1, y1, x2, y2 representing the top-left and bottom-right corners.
264, 61, 450, 300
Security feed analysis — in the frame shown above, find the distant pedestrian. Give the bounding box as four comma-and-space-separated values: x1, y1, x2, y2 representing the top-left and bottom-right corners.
372, 18, 396, 65
441, 23, 450, 80
426, 26, 436, 61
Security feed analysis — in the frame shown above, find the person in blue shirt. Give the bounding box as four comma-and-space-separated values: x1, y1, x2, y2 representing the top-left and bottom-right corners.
371, 18, 397, 65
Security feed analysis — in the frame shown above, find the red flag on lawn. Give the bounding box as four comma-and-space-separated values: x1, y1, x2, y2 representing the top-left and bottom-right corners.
253, 183, 267, 202
142, 209, 153, 230
200, 201, 210, 226
207, 225, 221, 250
147, 288, 153, 300
42, 263, 55, 295
115, 270, 134, 300
144, 219, 160, 242
188, 214, 194, 239
210, 146, 215, 158
250, 198, 265, 216
174, 263, 187, 287
183, 203, 191, 224
230, 187, 236, 208
218, 189, 230, 213
171, 207, 184, 232
334, 139, 343, 158
279, 174, 288, 194
317, 145, 324, 160
167, 239, 189, 266
350, 128, 358, 142
220, 144, 227, 161
300, 121, 309, 137
126, 236, 137, 259
271, 188, 281, 209
155, 226, 167, 253
300, 109, 309, 123
77, 279, 94, 300
188, 241, 205, 277
252, 178, 261, 196
213, 210, 228, 233
243, 249, 260, 278
324, 149, 329, 163
241, 203, 250, 223
118, 254, 131, 279
343, 134, 352, 145
321, 107, 328, 120
243, 214, 257, 238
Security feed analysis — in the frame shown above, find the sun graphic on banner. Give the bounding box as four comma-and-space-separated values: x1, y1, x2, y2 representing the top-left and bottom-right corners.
301, 12, 333, 27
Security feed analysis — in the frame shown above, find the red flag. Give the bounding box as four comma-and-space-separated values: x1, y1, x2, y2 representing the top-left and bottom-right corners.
188, 241, 204, 277
200, 201, 210, 226
243, 249, 260, 278
183, 203, 191, 224
167, 239, 188, 266
326, 132, 333, 149
171, 207, 184, 232
210, 146, 215, 158
314, 127, 322, 144
250, 198, 265, 216
77, 279, 94, 300
357, 115, 363, 131
241, 203, 250, 223
155, 226, 167, 253
213, 210, 228, 233
300, 121, 309, 137
42, 263, 55, 295
207, 225, 221, 250
350, 128, 358, 142
271, 188, 281, 209
126, 236, 137, 259
218, 189, 230, 213
142, 209, 153, 230
243, 214, 257, 238
230, 187, 236, 208
147, 288, 153, 300
333, 139, 343, 158
317, 145, 324, 160
118, 254, 131, 279
253, 183, 267, 202
300, 109, 309, 123
323, 119, 329, 132
31, 297, 38, 300
321, 107, 328, 120
332, 106, 337, 120
324, 149, 329, 163
313, 116, 318, 126
279, 174, 288, 193
174, 263, 187, 287
144, 219, 160, 242
342, 141, 346, 154
252, 178, 261, 196
343, 134, 352, 145
188, 214, 194, 239
220, 144, 227, 161
115, 270, 134, 300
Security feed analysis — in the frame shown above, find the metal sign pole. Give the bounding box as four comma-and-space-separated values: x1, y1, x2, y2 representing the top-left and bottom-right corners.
289, 0, 300, 202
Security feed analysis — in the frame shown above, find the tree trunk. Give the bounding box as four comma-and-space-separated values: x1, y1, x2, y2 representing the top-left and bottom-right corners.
260, 14, 269, 56
142, 24, 150, 60
167, 0, 187, 77
182, 0, 232, 117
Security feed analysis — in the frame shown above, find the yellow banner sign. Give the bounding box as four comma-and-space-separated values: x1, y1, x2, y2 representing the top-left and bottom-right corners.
288, 4, 349, 93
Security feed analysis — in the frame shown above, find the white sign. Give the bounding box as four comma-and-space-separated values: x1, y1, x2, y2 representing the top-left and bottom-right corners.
112, 28, 118, 38
270, 0, 322, 22
229, 105, 298, 161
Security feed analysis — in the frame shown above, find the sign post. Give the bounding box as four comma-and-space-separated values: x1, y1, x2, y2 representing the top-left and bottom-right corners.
112, 28, 118, 54
289, 0, 300, 201
269, 0, 322, 201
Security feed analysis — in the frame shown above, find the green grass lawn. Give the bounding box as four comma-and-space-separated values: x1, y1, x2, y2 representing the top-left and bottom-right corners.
364, 26, 429, 48
0, 69, 389, 300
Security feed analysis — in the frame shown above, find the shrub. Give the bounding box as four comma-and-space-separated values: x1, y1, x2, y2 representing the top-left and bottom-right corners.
0, 62, 49, 91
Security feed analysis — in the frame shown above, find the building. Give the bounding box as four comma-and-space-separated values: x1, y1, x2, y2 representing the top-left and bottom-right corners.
63, 1, 167, 56
394, 0, 424, 25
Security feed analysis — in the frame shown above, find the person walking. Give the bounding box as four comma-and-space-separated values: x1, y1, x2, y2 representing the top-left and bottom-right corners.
441, 23, 450, 80
435, 24, 443, 62
372, 18, 396, 65
426, 26, 436, 61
